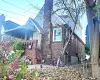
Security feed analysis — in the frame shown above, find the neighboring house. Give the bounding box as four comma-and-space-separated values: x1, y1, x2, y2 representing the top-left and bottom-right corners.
1, 5, 84, 64
2, 20, 43, 64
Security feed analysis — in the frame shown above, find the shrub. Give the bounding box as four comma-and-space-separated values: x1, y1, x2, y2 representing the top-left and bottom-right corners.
13, 41, 24, 50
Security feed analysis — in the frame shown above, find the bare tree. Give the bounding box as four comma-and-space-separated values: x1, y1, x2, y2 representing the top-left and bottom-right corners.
28, 0, 100, 78
27, 0, 85, 65
53, 0, 85, 66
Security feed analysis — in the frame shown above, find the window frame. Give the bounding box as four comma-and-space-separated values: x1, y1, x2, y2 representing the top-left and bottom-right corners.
53, 27, 62, 42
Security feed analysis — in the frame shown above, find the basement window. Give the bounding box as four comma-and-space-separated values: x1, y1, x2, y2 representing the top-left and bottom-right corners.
53, 28, 62, 41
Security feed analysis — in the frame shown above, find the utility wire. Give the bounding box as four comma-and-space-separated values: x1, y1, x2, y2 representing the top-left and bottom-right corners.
0, 9, 29, 17
0, 12, 26, 21
27, 0, 41, 10
2, 0, 36, 15
2, 0, 27, 11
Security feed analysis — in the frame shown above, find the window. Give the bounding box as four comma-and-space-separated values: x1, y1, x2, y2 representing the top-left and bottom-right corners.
53, 28, 62, 41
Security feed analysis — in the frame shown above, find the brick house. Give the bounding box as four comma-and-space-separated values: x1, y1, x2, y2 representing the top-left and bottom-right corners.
1, 5, 84, 65
42, 23, 84, 64
28, 6, 84, 64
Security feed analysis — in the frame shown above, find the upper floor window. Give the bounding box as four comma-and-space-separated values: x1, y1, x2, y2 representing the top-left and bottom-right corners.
53, 28, 62, 41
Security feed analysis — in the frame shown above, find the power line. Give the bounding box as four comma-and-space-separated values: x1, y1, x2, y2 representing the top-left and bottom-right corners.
0, 9, 29, 17
2, 0, 27, 11
0, 12, 26, 21
6, 16, 26, 21
2, 0, 37, 15
27, 0, 41, 10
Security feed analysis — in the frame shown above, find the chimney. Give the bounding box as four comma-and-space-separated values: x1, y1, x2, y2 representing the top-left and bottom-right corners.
0, 14, 5, 41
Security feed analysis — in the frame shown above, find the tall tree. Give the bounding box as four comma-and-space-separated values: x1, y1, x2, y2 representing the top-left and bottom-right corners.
85, 0, 100, 79
53, 0, 85, 65
42, 0, 53, 63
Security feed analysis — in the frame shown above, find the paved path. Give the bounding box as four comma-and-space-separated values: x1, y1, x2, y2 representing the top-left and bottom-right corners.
28, 64, 56, 70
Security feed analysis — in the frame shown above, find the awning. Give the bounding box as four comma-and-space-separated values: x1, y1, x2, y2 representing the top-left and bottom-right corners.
4, 26, 33, 39
3, 17, 44, 39
3, 20, 33, 39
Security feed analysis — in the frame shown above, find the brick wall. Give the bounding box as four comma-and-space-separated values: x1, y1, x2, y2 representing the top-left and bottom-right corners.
23, 40, 38, 64
69, 34, 84, 56
52, 42, 63, 58
0, 40, 41, 64
42, 25, 84, 64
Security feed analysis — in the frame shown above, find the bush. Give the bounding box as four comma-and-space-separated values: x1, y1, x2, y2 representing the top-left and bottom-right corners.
84, 44, 90, 55
13, 41, 24, 50
0, 60, 9, 77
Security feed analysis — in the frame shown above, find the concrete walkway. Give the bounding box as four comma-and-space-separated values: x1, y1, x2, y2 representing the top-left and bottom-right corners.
28, 64, 56, 70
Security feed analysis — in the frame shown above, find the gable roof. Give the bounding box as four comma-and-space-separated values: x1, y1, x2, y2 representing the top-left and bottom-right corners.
2, 5, 82, 40
3, 20, 33, 39
3, 20, 20, 30
26, 18, 44, 34
33, 6, 65, 27
31, 5, 82, 39
3, 17, 44, 39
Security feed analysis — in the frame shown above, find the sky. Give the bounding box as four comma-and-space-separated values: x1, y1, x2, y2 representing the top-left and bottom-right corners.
0, 0, 44, 25
80, 13, 87, 43
0, 0, 87, 43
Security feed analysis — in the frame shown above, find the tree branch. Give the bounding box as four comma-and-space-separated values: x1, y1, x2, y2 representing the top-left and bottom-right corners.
62, 0, 76, 23
52, 7, 76, 14
57, 0, 81, 66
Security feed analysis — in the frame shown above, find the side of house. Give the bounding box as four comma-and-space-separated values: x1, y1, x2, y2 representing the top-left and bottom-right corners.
26, 6, 84, 64
29, 30, 42, 49
41, 23, 84, 64
1, 20, 42, 64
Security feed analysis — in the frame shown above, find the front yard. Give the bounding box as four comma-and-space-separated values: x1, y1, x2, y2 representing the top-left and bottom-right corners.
0, 40, 92, 80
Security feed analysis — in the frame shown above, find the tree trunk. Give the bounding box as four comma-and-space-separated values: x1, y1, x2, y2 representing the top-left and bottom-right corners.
42, 0, 53, 63
85, 0, 99, 79
91, 20, 99, 79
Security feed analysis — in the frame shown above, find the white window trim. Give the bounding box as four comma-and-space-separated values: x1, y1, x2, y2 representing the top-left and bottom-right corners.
53, 27, 62, 42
